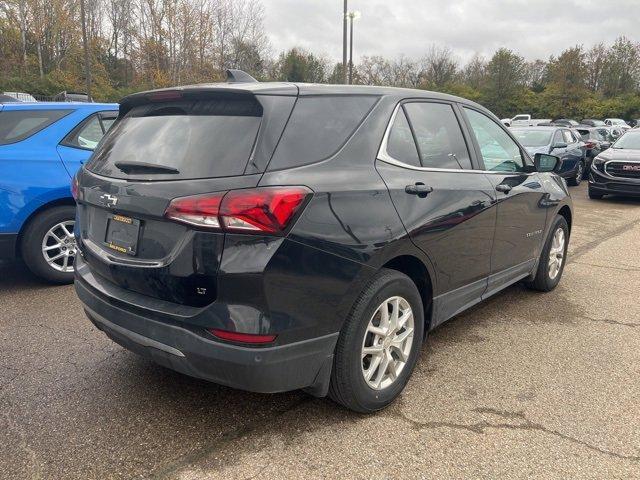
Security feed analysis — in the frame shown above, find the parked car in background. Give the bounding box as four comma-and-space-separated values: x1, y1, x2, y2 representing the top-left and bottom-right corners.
604, 118, 631, 129
552, 119, 580, 127
3, 91, 37, 102
576, 127, 612, 174
606, 125, 626, 140
581, 119, 607, 127
511, 126, 586, 185
53, 91, 91, 103
501, 114, 552, 127
628, 119, 640, 128
73, 75, 572, 413
0, 94, 22, 103
0, 102, 118, 282
589, 129, 640, 199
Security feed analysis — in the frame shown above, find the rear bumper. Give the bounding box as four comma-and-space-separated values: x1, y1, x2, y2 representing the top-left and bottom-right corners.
75, 264, 338, 395
589, 168, 640, 197
0, 233, 18, 260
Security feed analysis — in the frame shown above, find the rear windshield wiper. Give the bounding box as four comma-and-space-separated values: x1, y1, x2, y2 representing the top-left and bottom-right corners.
114, 161, 179, 174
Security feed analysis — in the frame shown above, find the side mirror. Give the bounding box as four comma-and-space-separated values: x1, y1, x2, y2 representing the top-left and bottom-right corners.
550, 142, 567, 150
534, 153, 560, 173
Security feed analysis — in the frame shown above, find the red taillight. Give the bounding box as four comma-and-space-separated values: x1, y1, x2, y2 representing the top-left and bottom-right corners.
71, 174, 79, 201
208, 328, 277, 344
165, 186, 312, 234
585, 141, 596, 149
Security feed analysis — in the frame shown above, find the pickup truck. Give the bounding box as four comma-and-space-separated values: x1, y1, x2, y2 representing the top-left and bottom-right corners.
501, 114, 552, 127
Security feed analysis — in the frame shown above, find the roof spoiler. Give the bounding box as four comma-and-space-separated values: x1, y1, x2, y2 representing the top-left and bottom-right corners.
226, 69, 258, 83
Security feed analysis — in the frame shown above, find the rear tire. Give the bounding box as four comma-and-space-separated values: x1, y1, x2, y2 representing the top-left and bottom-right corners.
567, 161, 584, 186
526, 215, 569, 292
329, 269, 424, 413
21, 206, 77, 284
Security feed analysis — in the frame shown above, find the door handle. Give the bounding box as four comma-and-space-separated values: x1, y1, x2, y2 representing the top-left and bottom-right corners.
405, 183, 433, 196
495, 184, 512, 194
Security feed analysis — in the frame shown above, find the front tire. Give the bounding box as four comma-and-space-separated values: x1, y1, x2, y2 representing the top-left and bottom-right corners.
21, 206, 77, 284
329, 269, 424, 413
526, 215, 569, 292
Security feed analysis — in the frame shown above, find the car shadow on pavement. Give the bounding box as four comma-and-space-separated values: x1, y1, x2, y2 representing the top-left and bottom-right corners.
0, 260, 48, 291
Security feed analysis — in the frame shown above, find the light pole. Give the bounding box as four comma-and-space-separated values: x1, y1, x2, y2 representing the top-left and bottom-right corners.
342, 0, 348, 84
79, 0, 91, 100
348, 11, 360, 85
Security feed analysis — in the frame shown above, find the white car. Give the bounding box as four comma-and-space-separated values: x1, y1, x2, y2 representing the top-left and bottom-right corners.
2, 91, 37, 102
501, 114, 552, 127
604, 118, 631, 129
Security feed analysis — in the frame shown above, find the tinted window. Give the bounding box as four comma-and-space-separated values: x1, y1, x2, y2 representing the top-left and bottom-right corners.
63, 112, 117, 150
404, 102, 471, 169
386, 108, 420, 167
269, 95, 377, 170
0, 109, 71, 145
87, 98, 262, 180
465, 108, 524, 172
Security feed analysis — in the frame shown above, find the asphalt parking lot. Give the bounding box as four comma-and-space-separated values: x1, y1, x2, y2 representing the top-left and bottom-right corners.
1, 182, 639, 480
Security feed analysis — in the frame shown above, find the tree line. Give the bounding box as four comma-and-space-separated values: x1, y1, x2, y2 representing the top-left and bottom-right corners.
1, 0, 639, 119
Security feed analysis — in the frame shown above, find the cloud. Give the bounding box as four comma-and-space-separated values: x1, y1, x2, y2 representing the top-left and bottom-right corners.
263, 0, 639, 64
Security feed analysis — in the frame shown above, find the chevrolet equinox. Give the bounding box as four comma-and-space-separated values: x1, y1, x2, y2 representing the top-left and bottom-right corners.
74, 71, 572, 413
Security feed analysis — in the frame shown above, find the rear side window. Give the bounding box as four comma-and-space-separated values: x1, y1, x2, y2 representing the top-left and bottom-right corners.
87, 98, 262, 180
562, 130, 574, 144
0, 110, 71, 145
268, 95, 378, 170
386, 108, 420, 167
404, 102, 472, 169
62, 112, 117, 150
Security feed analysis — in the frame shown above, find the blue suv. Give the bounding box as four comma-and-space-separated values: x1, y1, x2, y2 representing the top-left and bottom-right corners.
0, 101, 118, 282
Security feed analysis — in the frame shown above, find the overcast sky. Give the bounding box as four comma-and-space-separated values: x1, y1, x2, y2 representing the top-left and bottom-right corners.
264, 0, 639, 65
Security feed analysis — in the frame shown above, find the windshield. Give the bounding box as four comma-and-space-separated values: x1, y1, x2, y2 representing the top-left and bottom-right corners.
87, 98, 262, 180
512, 129, 552, 147
612, 132, 640, 150
610, 119, 627, 125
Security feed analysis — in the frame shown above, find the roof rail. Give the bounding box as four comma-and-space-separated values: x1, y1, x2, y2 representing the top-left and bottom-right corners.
226, 69, 258, 83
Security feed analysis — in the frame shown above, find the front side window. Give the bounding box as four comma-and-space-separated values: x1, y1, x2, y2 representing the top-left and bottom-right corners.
386, 108, 420, 167
0, 109, 71, 145
403, 102, 471, 169
464, 108, 525, 172
512, 129, 553, 147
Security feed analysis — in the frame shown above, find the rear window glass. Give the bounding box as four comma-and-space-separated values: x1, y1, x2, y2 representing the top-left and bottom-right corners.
268, 95, 378, 170
0, 110, 71, 145
87, 98, 262, 180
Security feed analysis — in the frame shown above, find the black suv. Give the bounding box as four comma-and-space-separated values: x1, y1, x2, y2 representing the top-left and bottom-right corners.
74, 74, 572, 412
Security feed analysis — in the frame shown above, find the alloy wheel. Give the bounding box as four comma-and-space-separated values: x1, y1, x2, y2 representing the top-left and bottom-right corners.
548, 227, 565, 280
41, 220, 76, 273
361, 296, 415, 390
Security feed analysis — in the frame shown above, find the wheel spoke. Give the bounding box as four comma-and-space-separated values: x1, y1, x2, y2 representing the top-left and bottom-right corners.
61, 224, 73, 238
373, 354, 390, 388
367, 324, 386, 337
390, 344, 408, 362
48, 251, 65, 262
362, 345, 384, 356
43, 243, 62, 251
392, 327, 414, 347
365, 355, 382, 382
62, 256, 69, 270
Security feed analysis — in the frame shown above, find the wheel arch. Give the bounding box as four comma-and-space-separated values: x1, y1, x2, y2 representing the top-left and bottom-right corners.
557, 205, 572, 235
16, 197, 76, 256
381, 254, 434, 334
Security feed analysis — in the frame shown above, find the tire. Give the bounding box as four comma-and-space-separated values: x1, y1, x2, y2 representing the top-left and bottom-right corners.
588, 188, 604, 200
21, 206, 77, 284
329, 269, 424, 413
567, 161, 584, 186
526, 215, 569, 292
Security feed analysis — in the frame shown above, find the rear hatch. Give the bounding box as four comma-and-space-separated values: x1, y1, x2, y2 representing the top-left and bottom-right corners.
76, 86, 297, 306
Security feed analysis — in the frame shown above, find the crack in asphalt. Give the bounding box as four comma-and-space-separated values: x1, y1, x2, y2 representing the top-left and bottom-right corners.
393, 407, 640, 463
571, 261, 640, 273
568, 217, 640, 263
579, 315, 639, 329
